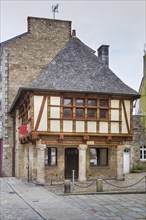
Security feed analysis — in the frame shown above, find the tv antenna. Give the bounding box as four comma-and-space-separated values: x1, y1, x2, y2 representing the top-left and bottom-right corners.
52, 4, 59, 19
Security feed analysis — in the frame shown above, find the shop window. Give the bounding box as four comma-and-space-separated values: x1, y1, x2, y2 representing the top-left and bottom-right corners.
140, 146, 146, 161
90, 148, 108, 166
45, 147, 57, 166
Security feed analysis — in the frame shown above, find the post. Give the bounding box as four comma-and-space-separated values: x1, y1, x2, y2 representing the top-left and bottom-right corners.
64, 180, 71, 194
36, 141, 46, 185
72, 170, 75, 192
96, 179, 103, 192
78, 144, 87, 182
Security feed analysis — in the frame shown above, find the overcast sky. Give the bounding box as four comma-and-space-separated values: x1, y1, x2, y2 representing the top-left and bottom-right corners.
0, 0, 145, 92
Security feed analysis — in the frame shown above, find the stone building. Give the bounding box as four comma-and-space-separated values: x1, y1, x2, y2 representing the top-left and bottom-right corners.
0, 17, 71, 176
0, 17, 140, 182
9, 34, 139, 184
125, 52, 146, 171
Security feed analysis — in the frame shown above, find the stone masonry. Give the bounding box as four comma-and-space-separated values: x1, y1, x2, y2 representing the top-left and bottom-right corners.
0, 17, 72, 176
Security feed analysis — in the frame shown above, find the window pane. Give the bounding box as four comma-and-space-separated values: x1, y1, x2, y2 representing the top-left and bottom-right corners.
45, 148, 57, 166
90, 148, 97, 166
76, 99, 84, 106
100, 109, 107, 119
90, 148, 108, 166
100, 99, 108, 107
88, 99, 96, 106
76, 108, 84, 117
64, 98, 72, 106
64, 108, 72, 117
88, 109, 96, 118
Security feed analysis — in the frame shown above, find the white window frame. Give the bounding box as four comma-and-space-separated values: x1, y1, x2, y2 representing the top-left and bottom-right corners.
140, 146, 146, 161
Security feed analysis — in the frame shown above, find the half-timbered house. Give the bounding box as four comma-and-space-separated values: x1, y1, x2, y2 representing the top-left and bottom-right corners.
9, 36, 139, 184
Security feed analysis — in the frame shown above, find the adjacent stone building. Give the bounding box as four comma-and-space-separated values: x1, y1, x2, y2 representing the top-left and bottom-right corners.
0, 17, 71, 176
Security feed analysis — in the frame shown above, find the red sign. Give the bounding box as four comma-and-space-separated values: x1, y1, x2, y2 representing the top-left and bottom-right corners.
19, 125, 28, 136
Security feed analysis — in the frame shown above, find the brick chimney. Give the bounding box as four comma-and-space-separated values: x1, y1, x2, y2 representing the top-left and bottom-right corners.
98, 45, 109, 67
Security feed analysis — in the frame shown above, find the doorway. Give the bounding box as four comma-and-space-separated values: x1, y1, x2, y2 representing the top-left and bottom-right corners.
123, 148, 130, 174
65, 148, 79, 179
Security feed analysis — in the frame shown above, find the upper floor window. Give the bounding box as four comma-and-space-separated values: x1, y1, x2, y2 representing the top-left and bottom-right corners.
63, 98, 72, 118
76, 98, 84, 118
140, 146, 146, 161
99, 99, 109, 120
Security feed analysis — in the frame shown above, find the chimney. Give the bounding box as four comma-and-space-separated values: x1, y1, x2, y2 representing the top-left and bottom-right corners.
98, 45, 109, 67
72, 29, 76, 37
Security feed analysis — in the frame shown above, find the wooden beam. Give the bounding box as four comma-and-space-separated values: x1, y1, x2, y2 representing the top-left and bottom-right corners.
121, 100, 130, 134
34, 96, 47, 131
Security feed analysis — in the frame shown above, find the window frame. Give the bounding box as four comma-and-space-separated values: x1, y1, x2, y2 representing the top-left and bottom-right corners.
90, 147, 108, 167
140, 146, 146, 161
45, 147, 57, 167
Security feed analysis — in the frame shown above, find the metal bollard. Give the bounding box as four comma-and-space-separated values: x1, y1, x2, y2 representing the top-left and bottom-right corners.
64, 180, 71, 194
96, 179, 103, 192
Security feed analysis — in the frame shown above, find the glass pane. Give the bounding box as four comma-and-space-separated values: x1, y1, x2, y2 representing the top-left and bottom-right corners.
64, 108, 72, 117
51, 148, 57, 166
76, 99, 84, 106
64, 98, 72, 106
100, 109, 107, 118
90, 148, 97, 166
88, 109, 96, 118
100, 99, 108, 107
88, 99, 96, 106
76, 108, 84, 117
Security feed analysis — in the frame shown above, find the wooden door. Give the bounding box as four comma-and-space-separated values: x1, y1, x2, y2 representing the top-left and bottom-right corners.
124, 149, 130, 174
65, 148, 79, 179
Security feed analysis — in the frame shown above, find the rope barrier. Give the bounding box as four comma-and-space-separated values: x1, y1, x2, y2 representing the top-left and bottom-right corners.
74, 180, 96, 188
103, 176, 145, 189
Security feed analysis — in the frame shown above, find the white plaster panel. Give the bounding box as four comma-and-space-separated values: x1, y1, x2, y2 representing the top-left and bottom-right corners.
34, 96, 43, 129
124, 100, 130, 127
87, 122, 96, 133
111, 110, 119, 121
122, 106, 128, 133
50, 107, 60, 118
111, 122, 119, 133
63, 120, 73, 132
38, 97, 48, 131
50, 120, 60, 132
99, 122, 108, 133
50, 96, 60, 106
111, 100, 119, 108
76, 121, 85, 132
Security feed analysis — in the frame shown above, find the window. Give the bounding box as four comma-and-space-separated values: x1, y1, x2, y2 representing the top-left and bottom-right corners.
90, 148, 108, 166
63, 98, 72, 118
87, 99, 96, 106
45, 147, 57, 166
76, 99, 84, 118
87, 109, 96, 118
140, 146, 146, 161
99, 99, 108, 119
87, 99, 96, 118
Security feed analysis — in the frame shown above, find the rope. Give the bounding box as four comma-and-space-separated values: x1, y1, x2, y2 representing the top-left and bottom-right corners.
103, 176, 145, 189
74, 180, 96, 188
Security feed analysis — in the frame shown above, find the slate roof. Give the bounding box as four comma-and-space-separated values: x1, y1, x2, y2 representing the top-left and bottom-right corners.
27, 37, 138, 96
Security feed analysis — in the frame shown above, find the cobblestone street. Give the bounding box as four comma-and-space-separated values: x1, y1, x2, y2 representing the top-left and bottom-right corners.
0, 176, 146, 220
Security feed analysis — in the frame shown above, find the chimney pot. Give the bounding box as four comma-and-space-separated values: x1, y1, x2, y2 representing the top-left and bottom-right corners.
72, 29, 76, 37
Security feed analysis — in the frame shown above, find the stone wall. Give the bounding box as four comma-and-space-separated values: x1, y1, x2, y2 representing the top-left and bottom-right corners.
0, 17, 72, 176
124, 115, 146, 170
